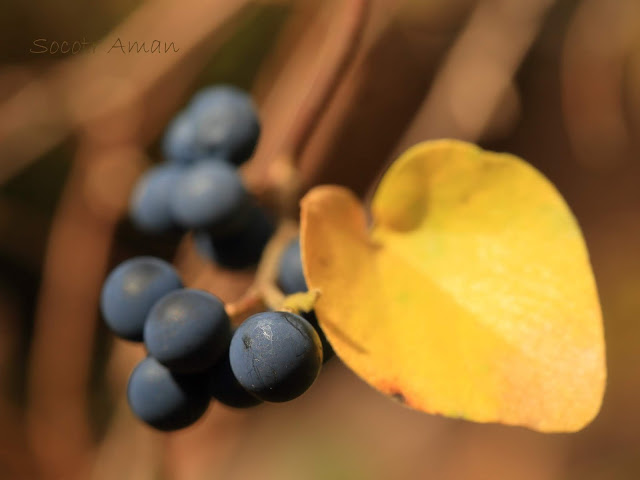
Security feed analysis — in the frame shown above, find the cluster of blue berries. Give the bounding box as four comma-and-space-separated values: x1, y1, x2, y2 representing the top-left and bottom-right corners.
100, 86, 332, 431
129, 85, 271, 269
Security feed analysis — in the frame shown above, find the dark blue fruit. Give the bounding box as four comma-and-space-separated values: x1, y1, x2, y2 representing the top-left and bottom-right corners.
144, 289, 231, 373
301, 310, 335, 363
129, 164, 183, 233
229, 311, 322, 402
127, 356, 210, 431
277, 237, 307, 294
189, 85, 260, 165
100, 257, 183, 341
192, 205, 274, 269
170, 160, 250, 232
206, 346, 262, 409
162, 111, 198, 165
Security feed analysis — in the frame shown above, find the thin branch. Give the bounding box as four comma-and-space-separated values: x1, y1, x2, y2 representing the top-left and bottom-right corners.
395, 0, 556, 150
279, 0, 369, 160
245, 0, 369, 214
26, 144, 144, 480
0, 401, 37, 479
224, 288, 265, 326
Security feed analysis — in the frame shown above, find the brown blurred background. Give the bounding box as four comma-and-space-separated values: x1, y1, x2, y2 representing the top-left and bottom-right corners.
1, 0, 639, 479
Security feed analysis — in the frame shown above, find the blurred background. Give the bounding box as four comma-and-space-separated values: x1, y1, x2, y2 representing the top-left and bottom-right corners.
1, 0, 639, 478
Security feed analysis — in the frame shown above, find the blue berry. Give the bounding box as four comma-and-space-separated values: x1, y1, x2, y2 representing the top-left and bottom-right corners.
162, 111, 198, 165
207, 346, 262, 409
170, 160, 250, 232
229, 311, 322, 402
189, 86, 260, 165
144, 289, 231, 373
301, 310, 335, 363
127, 357, 209, 431
277, 237, 307, 294
193, 205, 274, 269
129, 164, 183, 234
100, 257, 182, 341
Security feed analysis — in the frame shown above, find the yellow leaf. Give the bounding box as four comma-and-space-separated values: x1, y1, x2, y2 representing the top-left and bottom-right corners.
300, 139, 606, 432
